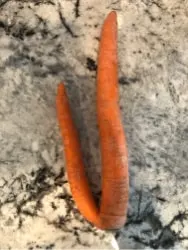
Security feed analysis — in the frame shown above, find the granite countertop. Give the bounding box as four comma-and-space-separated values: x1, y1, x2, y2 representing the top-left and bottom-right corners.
0, 0, 188, 249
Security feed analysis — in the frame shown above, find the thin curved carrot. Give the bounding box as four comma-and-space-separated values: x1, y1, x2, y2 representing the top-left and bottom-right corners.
56, 11, 129, 230
56, 83, 102, 228
97, 11, 129, 229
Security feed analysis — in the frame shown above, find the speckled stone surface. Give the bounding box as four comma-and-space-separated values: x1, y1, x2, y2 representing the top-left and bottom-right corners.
0, 0, 188, 249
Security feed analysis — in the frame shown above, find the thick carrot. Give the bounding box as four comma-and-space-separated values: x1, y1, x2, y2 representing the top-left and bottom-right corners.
56, 83, 102, 228
97, 11, 129, 229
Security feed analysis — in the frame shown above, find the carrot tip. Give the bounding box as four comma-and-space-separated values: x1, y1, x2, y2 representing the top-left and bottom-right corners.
109, 10, 117, 17
105, 11, 117, 22
57, 82, 66, 95
58, 82, 65, 88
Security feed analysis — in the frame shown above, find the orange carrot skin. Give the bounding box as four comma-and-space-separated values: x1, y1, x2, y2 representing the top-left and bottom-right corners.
97, 11, 129, 229
56, 11, 129, 230
56, 83, 102, 228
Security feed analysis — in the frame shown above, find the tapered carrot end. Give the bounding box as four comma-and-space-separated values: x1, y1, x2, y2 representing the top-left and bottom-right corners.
97, 10, 118, 101
56, 82, 69, 117
99, 10, 117, 51
107, 11, 117, 20
104, 11, 117, 26
57, 82, 66, 96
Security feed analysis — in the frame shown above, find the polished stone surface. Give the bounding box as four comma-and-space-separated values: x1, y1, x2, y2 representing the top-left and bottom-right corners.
0, 0, 188, 249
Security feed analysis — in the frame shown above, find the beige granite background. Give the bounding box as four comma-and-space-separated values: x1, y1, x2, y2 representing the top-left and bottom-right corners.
0, 0, 188, 249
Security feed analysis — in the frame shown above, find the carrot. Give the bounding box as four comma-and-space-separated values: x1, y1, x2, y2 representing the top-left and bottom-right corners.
56, 11, 129, 230
56, 83, 102, 228
97, 11, 129, 229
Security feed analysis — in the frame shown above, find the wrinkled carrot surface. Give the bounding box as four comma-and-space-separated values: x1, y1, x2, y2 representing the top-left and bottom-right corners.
97, 11, 129, 229
56, 11, 129, 230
